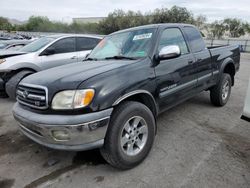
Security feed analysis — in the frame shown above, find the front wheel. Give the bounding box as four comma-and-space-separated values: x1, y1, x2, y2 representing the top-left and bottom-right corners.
101, 101, 156, 170
210, 73, 232, 106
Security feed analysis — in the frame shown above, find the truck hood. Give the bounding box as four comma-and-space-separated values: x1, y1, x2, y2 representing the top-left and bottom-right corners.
21, 59, 138, 95
0, 50, 27, 59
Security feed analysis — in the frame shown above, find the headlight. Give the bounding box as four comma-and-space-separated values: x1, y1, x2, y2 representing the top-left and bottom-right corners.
52, 89, 95, 110
0, 59, 6, 64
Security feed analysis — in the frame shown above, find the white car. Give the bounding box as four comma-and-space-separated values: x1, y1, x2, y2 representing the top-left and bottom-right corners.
0, 34, 102, 99
242, 78, 250, 122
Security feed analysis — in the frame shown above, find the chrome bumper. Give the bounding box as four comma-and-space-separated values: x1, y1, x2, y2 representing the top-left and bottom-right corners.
13, 103, 113, 151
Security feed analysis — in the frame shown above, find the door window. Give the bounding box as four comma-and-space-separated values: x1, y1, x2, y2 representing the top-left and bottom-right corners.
158, 28, 189, 55
50, 37, 76, 54
183, 26, 206, 53
76, 37, 101, 51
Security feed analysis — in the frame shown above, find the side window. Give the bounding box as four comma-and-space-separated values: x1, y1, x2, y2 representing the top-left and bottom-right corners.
50, 37, 76, 54
183, 26, 206, 53
158, 28, 189, 55
76, 37, 101, 51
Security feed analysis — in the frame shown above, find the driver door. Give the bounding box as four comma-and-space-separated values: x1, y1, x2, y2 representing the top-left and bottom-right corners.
154, 27, 196, 112
40, 37, 78, 70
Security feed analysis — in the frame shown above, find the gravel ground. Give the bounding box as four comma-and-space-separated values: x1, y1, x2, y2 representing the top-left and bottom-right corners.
0, 54, 250, 188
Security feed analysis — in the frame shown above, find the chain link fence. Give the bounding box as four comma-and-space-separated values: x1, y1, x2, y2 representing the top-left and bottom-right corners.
205, 38, 250, 53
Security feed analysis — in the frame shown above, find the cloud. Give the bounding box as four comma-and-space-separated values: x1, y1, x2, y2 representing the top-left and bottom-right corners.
0, 0, 249, 22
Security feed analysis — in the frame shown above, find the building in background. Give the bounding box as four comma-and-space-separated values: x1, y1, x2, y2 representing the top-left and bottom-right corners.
72, 17, 106, 24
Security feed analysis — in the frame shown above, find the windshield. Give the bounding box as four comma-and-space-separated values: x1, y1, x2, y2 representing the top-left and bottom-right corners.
20, 37, 55, 53
88, 28, 156, 60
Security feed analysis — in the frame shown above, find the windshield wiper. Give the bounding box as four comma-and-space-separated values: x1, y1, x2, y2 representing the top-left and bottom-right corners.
105, 55, 137, 60
83, 57, 98, 61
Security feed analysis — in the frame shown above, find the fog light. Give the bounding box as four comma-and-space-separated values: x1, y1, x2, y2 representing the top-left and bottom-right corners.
51, 130, 70, 141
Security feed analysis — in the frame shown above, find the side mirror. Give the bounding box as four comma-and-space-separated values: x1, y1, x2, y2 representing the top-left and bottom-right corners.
41, 47, 55, 56
158, 45, 181, 61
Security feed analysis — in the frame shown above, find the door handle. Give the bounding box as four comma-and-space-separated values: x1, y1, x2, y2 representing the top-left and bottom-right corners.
188, 60, 194, 64
71, 56, 77, 59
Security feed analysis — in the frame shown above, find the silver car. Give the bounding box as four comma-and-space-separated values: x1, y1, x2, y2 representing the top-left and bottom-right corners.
0, 34, 102, 99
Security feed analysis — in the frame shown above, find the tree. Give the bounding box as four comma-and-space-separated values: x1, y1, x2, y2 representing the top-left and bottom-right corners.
223, 18, 245, 38
167, 6, 194, 24
98, 9, 150, 34
0, 17, 13, 31
24, 16, 52, 32
209, 21, 226, 39
243, 23, 250, 34
99, 6, 195, 34
195, 15, 207, 30
151, 6, 194, 24
151, 8, 170, 23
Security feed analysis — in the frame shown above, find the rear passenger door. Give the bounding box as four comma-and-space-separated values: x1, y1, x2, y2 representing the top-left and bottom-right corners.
183, 26, 213, 90
41, 37, 78, 69
154, 27, 196, 112
76, 37, 101, 61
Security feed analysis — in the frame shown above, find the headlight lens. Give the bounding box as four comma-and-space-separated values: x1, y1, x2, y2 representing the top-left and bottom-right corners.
0, 59, 6, 64
52, 89, 95, 110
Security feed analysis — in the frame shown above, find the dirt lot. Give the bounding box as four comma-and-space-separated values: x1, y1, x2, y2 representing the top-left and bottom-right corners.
0, 54, 250, 188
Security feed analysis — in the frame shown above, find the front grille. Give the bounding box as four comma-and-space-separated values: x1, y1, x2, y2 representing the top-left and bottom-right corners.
17, 83, 48, 109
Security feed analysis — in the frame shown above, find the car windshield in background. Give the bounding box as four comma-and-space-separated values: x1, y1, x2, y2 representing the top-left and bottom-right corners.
88, 28, 156, 60
20, 37, 55, 53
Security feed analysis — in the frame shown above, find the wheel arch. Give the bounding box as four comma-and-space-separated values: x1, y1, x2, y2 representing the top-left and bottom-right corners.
12, 67, 37, 74
3, 67, 37, 83
112, 90, 158, 117
220, 58, 236, 86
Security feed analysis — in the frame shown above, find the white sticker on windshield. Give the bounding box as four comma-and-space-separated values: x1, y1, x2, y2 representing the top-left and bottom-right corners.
133, 33, 152, 41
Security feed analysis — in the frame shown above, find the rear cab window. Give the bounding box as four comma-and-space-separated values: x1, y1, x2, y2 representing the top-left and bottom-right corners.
183, 26, 206, 53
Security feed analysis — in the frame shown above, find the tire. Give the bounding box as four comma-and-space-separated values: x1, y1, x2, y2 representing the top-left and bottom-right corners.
5, 70, 34, 100
101, 101, 156, 170
210, 73, 232, 106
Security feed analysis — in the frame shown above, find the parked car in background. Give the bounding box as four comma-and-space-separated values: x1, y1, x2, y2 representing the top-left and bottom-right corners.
13, 24, 240, 169
0, 40, 32, 51
0, 34, 102, 98
242, 79, 250, 122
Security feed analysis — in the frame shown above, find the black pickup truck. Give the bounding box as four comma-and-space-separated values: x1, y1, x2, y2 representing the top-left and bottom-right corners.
13, 24, 240, 169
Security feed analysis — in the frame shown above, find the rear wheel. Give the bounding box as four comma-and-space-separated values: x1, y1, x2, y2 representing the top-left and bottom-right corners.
5, 70, 34, 100
101, 101, 155, 170
210, 73, 232, 106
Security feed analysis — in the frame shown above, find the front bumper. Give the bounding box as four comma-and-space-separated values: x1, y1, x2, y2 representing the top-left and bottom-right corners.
13, 103, 113, 151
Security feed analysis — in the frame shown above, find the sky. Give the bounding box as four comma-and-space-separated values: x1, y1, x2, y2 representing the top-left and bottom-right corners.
1, 0, 250, 23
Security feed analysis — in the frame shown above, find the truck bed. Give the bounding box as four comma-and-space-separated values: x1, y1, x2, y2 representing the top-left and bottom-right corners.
208, 45, 240, 73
